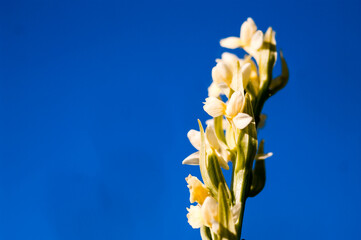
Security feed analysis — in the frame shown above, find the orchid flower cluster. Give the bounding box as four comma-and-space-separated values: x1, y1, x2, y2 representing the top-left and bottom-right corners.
183, 18, 289, 240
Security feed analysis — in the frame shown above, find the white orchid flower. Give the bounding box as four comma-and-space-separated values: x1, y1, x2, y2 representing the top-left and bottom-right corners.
210, 52, 260, 99
182, 125, 229, 169
220, 18, 264, 61
203, 91, 252, 130
210, 52, 241, 98
187, 197, 219, 231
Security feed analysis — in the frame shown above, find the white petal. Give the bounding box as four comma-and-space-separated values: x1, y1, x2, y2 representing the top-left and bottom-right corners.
205, 125, 220, 150
201, 197, 218, 227
187, 205, 203, 229
217, 82, 230, 97
255, 152, 273, 160
225, 91, 244, 118
203, 97, 226, 118
212, 61, 232, 86
205, 119, 214, 126
250, 30, 264, 51
240, 18, 257, 45
208, 82, 221, 97
182, 152, 200, 165
221, 52, 239, 72
230, 61, 250, 92
187, 129, 201, 150
211, 221, 220, 234
220, 37, 242, 49
241, 62, 252, 89
233, 113, 252, 129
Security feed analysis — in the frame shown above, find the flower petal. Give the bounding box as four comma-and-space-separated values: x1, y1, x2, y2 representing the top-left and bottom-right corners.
233, 113, 252, 129
201, 197, 219, 228
205, 125, 220, 150
225, 91, 244, 118
186, 174, 210, 204
187, 205, 203, 229
203, 97, 226, 118
220, 37, 242, 49
250, 30, 264, 51
182, 152, 200, 165
221, 52, 239, 73
212, 61, 232, 86
208, 82, 222, 97
240, 18, 257, 45
230, 61, 251, 92
255, 152, 273, 160
241, 62, 252, 89
187, 129, 201, 150
217, 82, 230, 97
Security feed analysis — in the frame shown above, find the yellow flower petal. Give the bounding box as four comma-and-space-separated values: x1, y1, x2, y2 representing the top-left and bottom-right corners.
186, 174, 210, 204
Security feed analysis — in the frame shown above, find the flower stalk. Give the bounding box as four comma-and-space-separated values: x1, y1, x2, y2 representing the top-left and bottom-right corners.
182, 18, 289, 240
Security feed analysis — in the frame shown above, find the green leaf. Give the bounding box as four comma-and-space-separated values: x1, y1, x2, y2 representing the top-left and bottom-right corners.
269, 50, 289, 96
232, 94, 258, 202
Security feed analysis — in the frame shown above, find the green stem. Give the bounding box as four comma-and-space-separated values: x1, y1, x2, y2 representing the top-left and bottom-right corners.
236, 169, 250, 240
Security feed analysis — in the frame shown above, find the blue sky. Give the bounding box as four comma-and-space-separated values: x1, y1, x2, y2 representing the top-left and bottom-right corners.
1, 0, 361, 239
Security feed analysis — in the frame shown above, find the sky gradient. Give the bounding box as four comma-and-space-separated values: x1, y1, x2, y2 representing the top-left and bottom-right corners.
1, 0, 361, 239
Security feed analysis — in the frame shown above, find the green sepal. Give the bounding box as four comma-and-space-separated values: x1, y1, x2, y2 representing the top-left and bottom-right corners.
269, 50, 289, 96
232, 94, 258, 203
198, 120, 218, 198
249, 140, 267, 197
207, 153, 230, 198
218, 183, 237, 240
238, 94, 258, 170
248, 160, 266, 197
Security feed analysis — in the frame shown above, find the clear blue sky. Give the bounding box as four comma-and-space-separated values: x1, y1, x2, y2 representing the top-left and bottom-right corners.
1, 0, 361, 239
